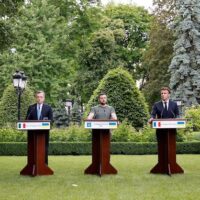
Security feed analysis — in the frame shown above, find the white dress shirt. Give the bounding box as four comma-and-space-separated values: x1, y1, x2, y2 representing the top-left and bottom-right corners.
162, 100, 169, 110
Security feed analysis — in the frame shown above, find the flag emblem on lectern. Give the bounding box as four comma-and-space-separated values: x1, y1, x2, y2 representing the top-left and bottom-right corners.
18, 123, 21, 129
153, 121, 161, 128
87, 123, 92, 127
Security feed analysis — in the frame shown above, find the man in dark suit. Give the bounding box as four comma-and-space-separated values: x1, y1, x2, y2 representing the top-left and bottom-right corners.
149, 87, 179, 122
149, 88, 182, 174
26, 90, 53, 165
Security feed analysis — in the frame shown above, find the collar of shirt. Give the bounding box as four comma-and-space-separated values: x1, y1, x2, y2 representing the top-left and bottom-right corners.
99, 104, 108, 108
37, 103, 43, 111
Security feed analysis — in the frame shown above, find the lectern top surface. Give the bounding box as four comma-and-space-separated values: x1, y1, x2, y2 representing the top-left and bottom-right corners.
17, 121, 51, 130
84, 120, 118, 129
84, 119, 118, 121
152, 119, 186, 129
152, 118, 186, 121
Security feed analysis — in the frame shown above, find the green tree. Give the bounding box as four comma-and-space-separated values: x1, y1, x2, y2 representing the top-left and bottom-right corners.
141, 0, 176, 107
0, 84, 34, 126
105, 4, 151, 74
74, 22, 125, 102
86, 67, 149, 129
141, 18, 175, 107
0, 0, 76, 105
53, 101, 70, 128
73, 4, 151, 103
0, 0, 24, 52
169, 0, 200, 106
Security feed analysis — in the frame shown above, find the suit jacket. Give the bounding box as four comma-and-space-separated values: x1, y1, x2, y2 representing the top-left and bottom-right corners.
151, 100, 179, 119
26, 103, 53, 121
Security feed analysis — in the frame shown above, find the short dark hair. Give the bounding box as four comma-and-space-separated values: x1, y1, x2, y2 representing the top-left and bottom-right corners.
160, 87, 171, 94
98, 92, 107, 98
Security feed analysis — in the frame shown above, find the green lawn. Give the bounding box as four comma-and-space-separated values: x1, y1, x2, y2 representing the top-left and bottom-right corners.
0, 155, 200, 200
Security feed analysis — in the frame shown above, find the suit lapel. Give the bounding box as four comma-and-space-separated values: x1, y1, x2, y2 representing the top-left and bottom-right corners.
168, 100, 172, 111
40, 104, 45, 120
159, 101, 164, 110
33, 104, 38, 120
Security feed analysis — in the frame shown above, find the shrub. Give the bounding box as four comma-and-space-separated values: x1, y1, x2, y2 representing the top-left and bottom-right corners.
184, 105, 200, 131
111, 120, 137, 142
0, 125, 91, 142
188, 132, 200, 142
0, 124, 191, 143
85, 67, 149, 129
112, 121, 158, 142
50, 125, 91, 142
0, 84, 34, 126
138, 125, 156, 142
0, 127, 26, 142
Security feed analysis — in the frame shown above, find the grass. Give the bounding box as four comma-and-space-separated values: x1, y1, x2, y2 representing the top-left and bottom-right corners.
0, 155, 200, 200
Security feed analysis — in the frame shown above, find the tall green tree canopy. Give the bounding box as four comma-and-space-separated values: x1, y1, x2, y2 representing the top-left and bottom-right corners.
169, 0, 200, 106
73, 4, 151, 103
0, 0, 79, 105
141, 0, 176, 107
0, 0, 24, 52
0, 1, 151, 107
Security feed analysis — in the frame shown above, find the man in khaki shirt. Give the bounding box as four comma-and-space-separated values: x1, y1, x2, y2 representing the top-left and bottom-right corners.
87, 93, 117, 120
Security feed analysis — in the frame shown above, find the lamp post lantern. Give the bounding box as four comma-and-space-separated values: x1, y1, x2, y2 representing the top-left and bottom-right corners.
12, 70, 27, 120
65, 99, 73, 125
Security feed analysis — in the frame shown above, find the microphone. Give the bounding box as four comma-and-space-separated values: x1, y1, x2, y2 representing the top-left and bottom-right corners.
26, 106, 35, 120
161, 108, 164, 119
170, 109, 175, 118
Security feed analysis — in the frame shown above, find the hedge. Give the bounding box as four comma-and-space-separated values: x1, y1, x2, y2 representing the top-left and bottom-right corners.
0, 142, 200, 156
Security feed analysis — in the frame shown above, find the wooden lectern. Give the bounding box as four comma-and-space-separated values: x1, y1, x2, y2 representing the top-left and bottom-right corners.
17, 120, 54, 176
151, 119, 186, 175
84, 120, 118, 176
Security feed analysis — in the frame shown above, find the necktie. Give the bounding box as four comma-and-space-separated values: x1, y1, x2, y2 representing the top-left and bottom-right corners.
162, 102, 168, 118
164, 102, 167, 111
37, 104, 41, 120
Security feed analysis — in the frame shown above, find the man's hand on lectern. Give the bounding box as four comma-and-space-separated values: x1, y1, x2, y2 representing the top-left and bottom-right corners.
148, 118, 154, 124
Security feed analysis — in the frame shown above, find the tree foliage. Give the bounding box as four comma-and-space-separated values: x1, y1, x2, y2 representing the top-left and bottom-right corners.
141, 0, 176, 107
86, 67, 149, 129
53, 101, 70, 128
73, 4, 151, 103
0, 84, 34, 126
141, 18, 175, 107
0, 0, 24, 52
169, 0, 200, 106
0, 0, 77, 105
0, 1, 151, 107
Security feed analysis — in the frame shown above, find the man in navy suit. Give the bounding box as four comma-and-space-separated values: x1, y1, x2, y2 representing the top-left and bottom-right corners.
26, 90, 53, 165
149, 87, 179, 122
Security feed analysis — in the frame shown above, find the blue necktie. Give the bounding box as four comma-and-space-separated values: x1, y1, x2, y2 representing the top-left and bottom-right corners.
37, 105, 41, 120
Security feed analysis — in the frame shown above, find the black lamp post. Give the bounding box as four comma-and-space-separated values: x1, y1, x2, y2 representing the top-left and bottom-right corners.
12, 70, 27, 120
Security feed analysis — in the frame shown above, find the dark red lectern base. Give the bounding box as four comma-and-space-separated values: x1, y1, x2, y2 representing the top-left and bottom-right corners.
85, 129, 117, 176
150, 129, 184, 175
20, 130, 54, 176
